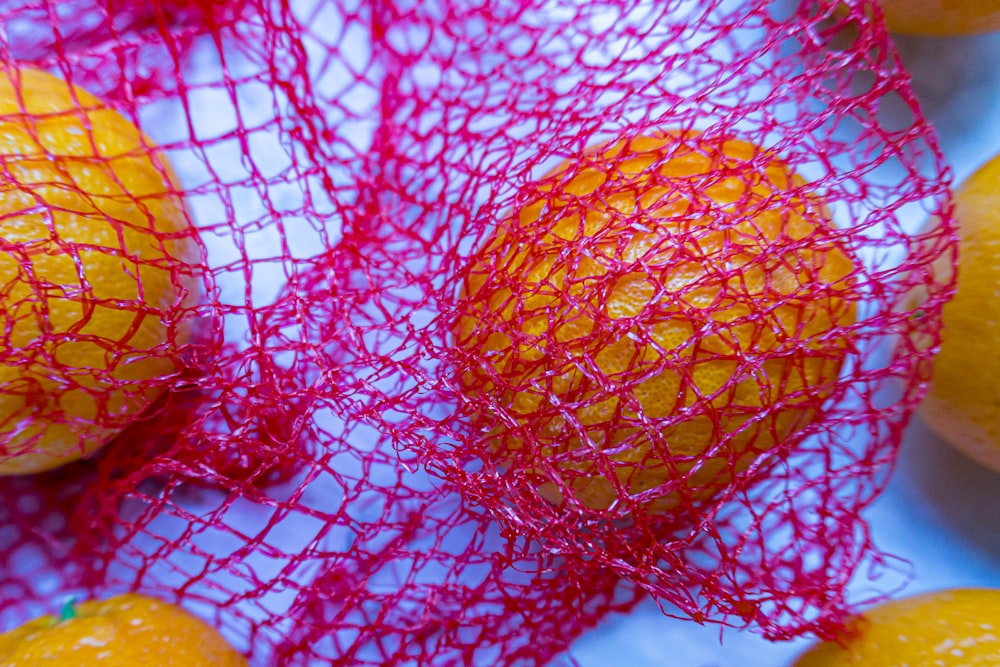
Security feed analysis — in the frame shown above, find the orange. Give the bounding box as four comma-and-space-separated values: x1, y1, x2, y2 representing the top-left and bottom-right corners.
873, 1, 1000, 35
918, 152, 1000, 472
0, 66, 199, 475
455, 131, 857, 514
0, 593, 247, 665
794, 588, 1000, 666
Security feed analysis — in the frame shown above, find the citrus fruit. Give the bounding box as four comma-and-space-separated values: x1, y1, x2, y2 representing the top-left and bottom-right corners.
918, 151, 1000, 472
455, 130, 858, 513
0, 593, 247, 665
794, 588, 1000, 666
0, 66, 199, 475
875, 0, 1000, 35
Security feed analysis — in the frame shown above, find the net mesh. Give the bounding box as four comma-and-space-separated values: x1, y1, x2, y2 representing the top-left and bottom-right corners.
0, 0, 956, 664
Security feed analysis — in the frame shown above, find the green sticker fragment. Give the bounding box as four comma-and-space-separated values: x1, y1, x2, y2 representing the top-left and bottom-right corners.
58, 598, 77, 622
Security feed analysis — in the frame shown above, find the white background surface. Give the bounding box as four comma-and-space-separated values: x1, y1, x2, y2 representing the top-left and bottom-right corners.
568, 28, 1000, 667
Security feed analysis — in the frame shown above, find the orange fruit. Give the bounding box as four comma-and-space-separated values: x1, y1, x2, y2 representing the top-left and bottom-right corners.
918, 152, 1000, 472
874, 0, 1000, 36
794, 588, 1000, 666
0, 593, 247, 665
0, 66, 199, 475
455, 131, 857, 514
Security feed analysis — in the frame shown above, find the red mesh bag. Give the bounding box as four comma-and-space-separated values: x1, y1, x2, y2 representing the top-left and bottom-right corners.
0, 0, 956, 664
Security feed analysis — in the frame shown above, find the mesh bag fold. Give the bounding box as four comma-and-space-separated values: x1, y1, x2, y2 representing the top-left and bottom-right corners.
0, 0, 955, 665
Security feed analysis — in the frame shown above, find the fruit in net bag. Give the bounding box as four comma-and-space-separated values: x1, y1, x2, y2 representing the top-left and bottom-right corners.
456, 130, 858, 516
0, 593, 247, 665
0, 0, 959, 660
794, 588, 1000, 666
0, 66, 199, 475
918, 152, 1000, 472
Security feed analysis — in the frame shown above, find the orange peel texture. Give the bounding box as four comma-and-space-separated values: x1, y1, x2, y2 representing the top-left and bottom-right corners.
0, 66, 199, 475
0, 593, 247, 665
455, 130, 858, 515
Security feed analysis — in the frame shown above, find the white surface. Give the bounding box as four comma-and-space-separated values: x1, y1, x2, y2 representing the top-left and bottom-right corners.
567, 29, 1000, 667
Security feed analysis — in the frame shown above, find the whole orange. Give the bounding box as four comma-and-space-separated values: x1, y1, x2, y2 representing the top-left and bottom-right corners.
794, 588, 1000, 666
918, 151, 1000, 472
875, 0, 1000, 35
0, 66, 199, 475
0, 593, 247, 665
455, 131, 857, 514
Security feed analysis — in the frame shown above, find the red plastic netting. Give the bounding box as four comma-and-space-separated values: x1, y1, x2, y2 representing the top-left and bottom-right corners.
0, 0, 955, 664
